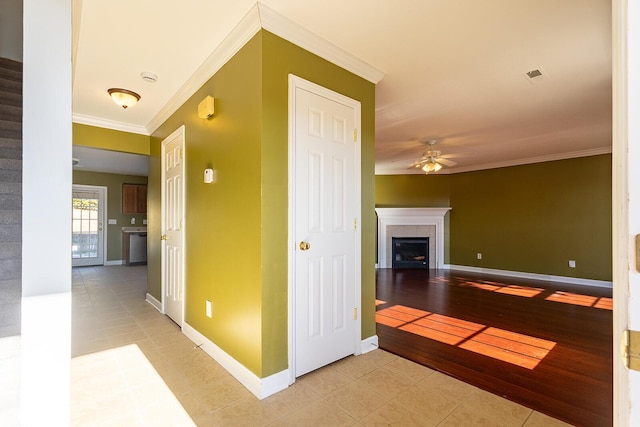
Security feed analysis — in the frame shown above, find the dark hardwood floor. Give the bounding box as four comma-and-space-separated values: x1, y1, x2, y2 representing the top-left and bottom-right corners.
375, 268, 613, 427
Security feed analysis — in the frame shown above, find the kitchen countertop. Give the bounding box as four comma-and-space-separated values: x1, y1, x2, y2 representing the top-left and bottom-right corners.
121, 227, 147, 233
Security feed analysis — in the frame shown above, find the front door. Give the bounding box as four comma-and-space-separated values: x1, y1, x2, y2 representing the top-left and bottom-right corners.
72, 185, 106, 267
290, 75, 361, 377
161, 126, 185, 326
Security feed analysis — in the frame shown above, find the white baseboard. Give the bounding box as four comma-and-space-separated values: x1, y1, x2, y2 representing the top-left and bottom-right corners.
361, 335, 379, 354
446, 264, 613, 288
182, 322, 289, 400
145, 293, 162, 312
104, 260, 124, 266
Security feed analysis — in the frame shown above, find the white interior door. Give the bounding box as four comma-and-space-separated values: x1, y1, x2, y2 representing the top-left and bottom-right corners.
161, 126, 185, 326
72, 185, 106, 267
290, 76, 361, 377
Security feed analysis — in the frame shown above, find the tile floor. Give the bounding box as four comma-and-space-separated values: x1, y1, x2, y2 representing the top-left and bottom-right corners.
71, 265, 569, 426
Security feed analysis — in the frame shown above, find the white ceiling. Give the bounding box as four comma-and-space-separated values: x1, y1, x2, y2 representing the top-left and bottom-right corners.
72, 0, 611, 176
72, 146, 148, 177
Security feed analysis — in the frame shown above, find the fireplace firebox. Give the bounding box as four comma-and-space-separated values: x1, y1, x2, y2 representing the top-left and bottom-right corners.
392, 237, 429, 269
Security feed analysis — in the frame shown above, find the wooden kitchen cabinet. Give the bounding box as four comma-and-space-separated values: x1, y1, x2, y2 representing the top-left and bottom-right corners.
122, 184, 147, 214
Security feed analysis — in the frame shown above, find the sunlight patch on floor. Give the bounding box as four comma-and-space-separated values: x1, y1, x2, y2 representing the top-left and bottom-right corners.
546, 291, 613, 310
71, 344, 195, 426
376, 305, 556, 369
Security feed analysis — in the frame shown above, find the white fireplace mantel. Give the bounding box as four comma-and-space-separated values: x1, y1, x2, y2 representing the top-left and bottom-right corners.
375, 208, 452, 269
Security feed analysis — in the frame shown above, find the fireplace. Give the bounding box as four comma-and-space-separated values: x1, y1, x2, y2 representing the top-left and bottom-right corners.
375, 207, 451, 269
392, 237, 429, 269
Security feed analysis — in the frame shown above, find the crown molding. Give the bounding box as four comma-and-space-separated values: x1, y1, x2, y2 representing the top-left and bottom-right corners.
375, 146, 613, 175
72, 113, 149, 135
257, 3, 385, 84
145, 4, 263, 134
145, 2, 385, 134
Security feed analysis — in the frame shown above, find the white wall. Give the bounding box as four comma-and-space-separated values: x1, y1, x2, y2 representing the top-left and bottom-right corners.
0, 0, 22, 61
21, 0, 72, 425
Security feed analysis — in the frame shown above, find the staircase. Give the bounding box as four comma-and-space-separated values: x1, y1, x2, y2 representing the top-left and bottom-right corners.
0, 57, 22, 338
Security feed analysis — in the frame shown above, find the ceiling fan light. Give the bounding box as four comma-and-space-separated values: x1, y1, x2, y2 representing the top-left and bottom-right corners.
422, 160, 442, 174
108, 88, 141, 109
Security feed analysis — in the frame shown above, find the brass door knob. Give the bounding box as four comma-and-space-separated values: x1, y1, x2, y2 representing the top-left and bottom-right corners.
161, 234, 167, 241
299, 241, 310, 251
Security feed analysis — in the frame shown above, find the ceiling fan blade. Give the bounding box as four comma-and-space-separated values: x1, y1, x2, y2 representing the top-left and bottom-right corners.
438, 158, 457, 167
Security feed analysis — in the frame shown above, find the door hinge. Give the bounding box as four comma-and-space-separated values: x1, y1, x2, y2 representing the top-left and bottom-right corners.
353, 308, 357, 320
636, 235, 640, 272
180, 148, 184, 159
353, 129, 357, 142
624, 329, 640, 371
353, 218, 357, 230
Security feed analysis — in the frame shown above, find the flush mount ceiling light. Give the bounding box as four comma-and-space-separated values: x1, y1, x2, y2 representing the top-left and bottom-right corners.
108, 88, 140, 109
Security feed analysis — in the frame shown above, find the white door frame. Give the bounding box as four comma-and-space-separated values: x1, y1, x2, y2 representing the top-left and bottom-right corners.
160, 125, 186, 327
287, 74, 362, 383
71, 184, 107, 267
613, 0, 638, 424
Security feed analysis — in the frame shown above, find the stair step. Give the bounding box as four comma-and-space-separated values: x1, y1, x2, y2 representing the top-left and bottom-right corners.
0, 138, 21, 150
0, 146, 21, 160
0, 258, 21, 280
0, 120, 21, 139
0, 90, 21, 108
0, 77, 21, 95
0, 182, 21, 196
0, 223, 20, 244
0, 104, 21, 122
0, 210, 20, 223
0, 194, 20, 210
0, 169, 22, 183
0, 158, 21, 171
0, 58, 22, 73
0, 67, 21, 83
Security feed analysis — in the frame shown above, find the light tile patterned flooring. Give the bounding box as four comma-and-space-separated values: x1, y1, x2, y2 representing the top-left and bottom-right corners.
71, 266, 569, 426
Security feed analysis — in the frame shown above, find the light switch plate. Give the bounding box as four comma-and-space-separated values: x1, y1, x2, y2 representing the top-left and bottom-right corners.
108, 219, 117, 225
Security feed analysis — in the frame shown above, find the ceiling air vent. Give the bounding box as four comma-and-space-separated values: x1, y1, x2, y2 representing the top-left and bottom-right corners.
526, 69, 543, 79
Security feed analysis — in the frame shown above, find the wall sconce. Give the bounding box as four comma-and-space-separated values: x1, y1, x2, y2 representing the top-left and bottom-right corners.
198, 95, 215, 119
204, 168, 217, 184
108, 88, 140, 109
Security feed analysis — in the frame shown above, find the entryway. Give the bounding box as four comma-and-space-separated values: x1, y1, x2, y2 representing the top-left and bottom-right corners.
72, 184, 107, 267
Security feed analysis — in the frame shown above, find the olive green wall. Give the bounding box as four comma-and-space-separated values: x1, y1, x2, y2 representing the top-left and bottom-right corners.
261, 30, 377, 370
375, 174, 451, 263
376, 174, 450, 208
449, 155, 612, 281
148, 30, 375, 379
73, 123, 150, 155
73, 171, 148, 261
375, 154, 612, 281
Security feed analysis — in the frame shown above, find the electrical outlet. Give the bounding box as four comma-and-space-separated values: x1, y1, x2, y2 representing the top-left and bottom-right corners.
130, 218, 135, 225
569, 260, 576, 268
477, 253, 482, 260
206, 300, 212, 318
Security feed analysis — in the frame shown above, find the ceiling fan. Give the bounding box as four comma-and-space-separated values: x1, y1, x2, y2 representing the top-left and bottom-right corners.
410, 140, 457, 174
